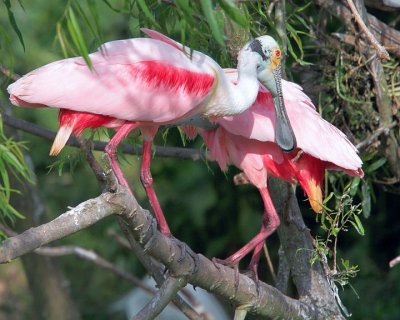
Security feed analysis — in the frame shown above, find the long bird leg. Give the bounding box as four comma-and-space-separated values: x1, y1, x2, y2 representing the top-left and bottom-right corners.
140, 127, 171, 236
213, 187, 280, 272
104, 122, 139, 190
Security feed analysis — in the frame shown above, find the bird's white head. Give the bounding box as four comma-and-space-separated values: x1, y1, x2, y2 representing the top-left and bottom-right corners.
245, 35, 297, 152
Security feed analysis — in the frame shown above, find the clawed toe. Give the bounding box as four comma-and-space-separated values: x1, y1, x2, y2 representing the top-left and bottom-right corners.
169, 236, 199, 275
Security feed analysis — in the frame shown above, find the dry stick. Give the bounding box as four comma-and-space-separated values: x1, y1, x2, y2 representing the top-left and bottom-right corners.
263, 243, 276, 282
356, 121, 397, 150
346, 0, 390, 60
38, 246, 157, 296
132, 276, 188, 320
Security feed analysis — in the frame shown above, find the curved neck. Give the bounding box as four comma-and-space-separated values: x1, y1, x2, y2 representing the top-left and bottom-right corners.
227, 51, 261, 114
205, 50, 261, 117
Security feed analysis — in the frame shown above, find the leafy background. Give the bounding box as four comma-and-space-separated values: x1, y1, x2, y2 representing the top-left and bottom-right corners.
0, 0, 399, 319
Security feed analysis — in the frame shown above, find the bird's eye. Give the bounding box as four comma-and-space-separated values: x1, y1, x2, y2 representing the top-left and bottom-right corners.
275, 49, 281, 58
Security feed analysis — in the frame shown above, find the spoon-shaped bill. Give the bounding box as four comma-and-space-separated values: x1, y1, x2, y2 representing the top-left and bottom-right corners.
272, 65, 296, 152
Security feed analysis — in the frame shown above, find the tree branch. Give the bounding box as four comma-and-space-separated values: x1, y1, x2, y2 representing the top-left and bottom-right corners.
0, 112, 206, 162
0, 183, 332, 319
345, 0, 390, 60
270, 178, 345, 319
356, 121, 397, 150
132, 276, 188, 320
314, 0, 400, 58
0, 188, 131, 263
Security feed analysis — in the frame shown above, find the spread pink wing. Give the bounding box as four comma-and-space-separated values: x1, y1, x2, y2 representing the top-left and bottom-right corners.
8, 38, 215, 124
217, 70, 362, 173
282, 81, 362, 173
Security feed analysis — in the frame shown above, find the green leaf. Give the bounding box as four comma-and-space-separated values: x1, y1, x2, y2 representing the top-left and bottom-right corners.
349, 177, 361, 196
352, 214, 365, 236
101, 0, 121, 13
175, 0, 192, 17
67, 7, 92, 68
200, 0, 225, 46
361, 182, 371, 218
365, 158, 386, 174
136, 0, 160, 28
3, 0, 25, 51
217, 0, 249, 28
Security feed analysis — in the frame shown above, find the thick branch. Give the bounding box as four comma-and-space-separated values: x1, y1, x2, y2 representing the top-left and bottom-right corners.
270, 179, 344, 319
0, 190, 131, 263
120, 200, 325, 319
0, 185, 329, 319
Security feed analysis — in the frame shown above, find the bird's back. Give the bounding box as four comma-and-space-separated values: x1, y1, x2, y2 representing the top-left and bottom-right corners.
8, 38, 215, 124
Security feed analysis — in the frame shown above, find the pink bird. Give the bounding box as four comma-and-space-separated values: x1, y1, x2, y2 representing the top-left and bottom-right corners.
8, 29, 289, 236
183, 69, 363, 276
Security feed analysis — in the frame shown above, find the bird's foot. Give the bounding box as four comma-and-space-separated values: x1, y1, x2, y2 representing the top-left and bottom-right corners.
168, 236, 200, 275
243, 262, 261, 295
212, 257, 241, 289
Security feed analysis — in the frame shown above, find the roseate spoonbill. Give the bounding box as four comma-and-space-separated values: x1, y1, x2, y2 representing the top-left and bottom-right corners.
8, 29, 291, 236
183, 70, 363, 276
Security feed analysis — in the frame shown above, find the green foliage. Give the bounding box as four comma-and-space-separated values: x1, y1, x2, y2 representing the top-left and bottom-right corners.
0, 116, 32, 222
311, 186, 364, 291
2, 0, 25, 51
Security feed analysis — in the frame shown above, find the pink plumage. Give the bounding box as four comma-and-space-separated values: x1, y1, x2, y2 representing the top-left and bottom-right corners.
7, 32, 218, 237
197, 70, 363, 273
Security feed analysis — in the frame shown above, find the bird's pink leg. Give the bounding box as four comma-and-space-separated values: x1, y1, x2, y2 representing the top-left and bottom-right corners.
104, 122, 139, 189
140, 129, 171, 236
214, 187, 280, 268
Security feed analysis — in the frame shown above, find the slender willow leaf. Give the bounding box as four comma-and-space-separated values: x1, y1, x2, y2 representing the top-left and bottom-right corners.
365, 158, 386, 174
3, 0, 25, 50
136, 0, 159, 28
200, 0, 224, 46
361, 182, 371, 218
101, 0, 121, 13
351, 214, 365, 236
217, 0, 248, 28
67, 7, 93, 68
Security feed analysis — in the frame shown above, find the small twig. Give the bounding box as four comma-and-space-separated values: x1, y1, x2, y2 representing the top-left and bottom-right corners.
332, 236, 338, 273
0, 65, 20, 81
389, 255, 400, 268
108, 229, 132, 250
346, 0, 390, 60
37, 245, 156, 295
132, 276, 188, 320
356, 121, 397, 150
263, 243, 276, 282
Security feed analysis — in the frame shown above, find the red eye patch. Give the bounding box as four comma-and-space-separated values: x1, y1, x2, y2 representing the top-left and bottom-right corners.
275, 49, 281, 57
